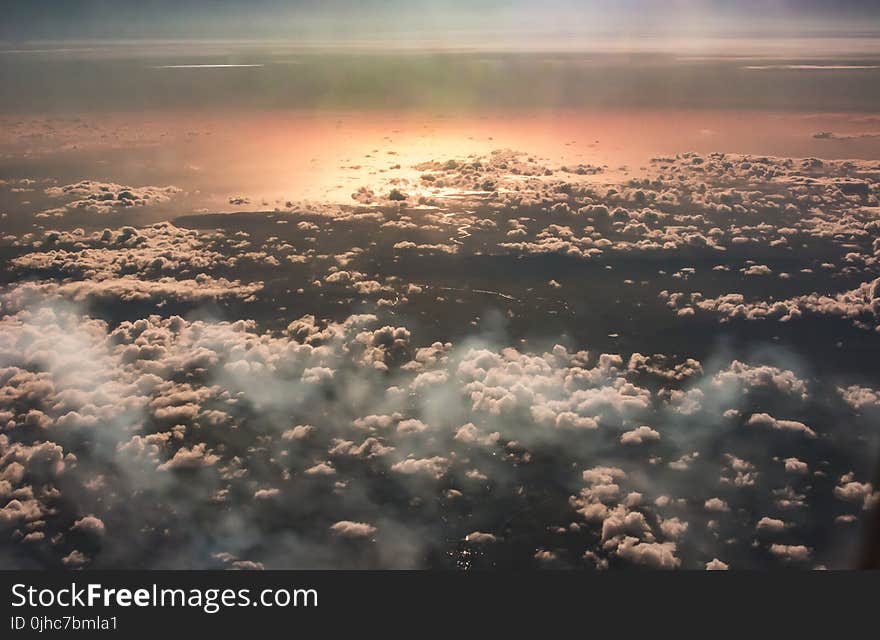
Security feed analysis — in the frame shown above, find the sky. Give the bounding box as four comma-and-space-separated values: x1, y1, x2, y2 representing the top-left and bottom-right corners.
3, 1, 880, 48
2, 0, 880, 572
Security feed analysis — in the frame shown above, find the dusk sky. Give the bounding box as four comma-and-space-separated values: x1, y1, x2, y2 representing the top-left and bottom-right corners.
4, 1, 880, 46
1, 1, 880, 572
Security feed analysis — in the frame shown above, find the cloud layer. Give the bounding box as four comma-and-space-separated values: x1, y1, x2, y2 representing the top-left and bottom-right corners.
1, 148, 879, 569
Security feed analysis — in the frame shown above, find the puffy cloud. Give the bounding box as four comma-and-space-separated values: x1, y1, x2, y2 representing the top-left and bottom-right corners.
282, 425, 315, 440
330, 521, 377, 538
62, 550, 90, 567
619, 426, 660, 445
304, 462, 336, 476
659, 517, 689, 539
157, 443, 220, 471
746, 413, 817, 438
396, 419, 428, 434
833, 474, 873, 506
704, 498, 730, 513
2, 147, 879, 569
783, 458, 809, 474
453, 423, 500, 446
583, 466, 626, 485
615, 537, 680, 569
838, 385, 880, 410
43, 181, 181, 216
390, 457, 450, 479
464, 531, 498, 544
756, 517, 787, 534
712, 362, 809, 400
768, 544, 812, 563
70, 515, 105, 539
0, 499, 44, 528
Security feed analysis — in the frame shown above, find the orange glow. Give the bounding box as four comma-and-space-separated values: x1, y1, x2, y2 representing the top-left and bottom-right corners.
7, 108, 880, 210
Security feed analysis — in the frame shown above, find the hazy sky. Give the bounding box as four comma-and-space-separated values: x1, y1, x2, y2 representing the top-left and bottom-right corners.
5, 1, 880, 578
4, 1, 880, 46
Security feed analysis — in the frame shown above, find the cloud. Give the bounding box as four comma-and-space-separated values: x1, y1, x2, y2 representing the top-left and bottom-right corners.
43, 181, 181, 216
768, 544, 812, 563
3, 147, 880, 569
615, 537, 680, 569
157, 443, 220, 471
704, 498, 730, 513
70, 515, 105, 539
838, 385, 880, 410
390, 457, 450, 480
756, 517, 787, 534
746, 413, 817, 438
330, 521, 377, 538
464, 531, 498, 544
620, 426, 661, 445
